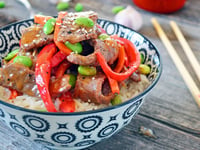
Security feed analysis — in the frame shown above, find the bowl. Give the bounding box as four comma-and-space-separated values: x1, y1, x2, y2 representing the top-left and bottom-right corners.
0, 18, 162, 150
133, 0, 186, 13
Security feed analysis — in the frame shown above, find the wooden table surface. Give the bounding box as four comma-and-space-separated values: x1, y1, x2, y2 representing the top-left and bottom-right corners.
0, 0, 200, 150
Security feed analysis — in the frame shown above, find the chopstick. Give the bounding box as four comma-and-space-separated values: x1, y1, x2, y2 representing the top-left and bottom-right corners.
170, 21, 200, 82
151, 18, 200, 108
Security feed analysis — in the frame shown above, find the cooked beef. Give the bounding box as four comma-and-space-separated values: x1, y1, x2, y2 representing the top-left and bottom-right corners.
73, 73, 115, 104
57, 11, 100, 43
0, 63, 73, 98
49, 75, 71, 97
130, 70, 141, 82
0, 63, 39, 97
20, 25, 54, 51
67, 39, 119, 66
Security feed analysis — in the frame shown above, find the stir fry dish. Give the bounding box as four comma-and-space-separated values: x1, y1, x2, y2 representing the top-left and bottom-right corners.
0, 11, 150, 112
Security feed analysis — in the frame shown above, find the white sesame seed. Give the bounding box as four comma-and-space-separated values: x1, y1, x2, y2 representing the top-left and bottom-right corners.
59, 87, 65, 92
76, 29, 81, 33
8, 82, 13, 86
56, 23, 61, 26
24, 44, 29, 47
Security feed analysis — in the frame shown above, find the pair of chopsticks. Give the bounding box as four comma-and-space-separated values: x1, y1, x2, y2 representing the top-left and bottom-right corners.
151, 18, 200, 108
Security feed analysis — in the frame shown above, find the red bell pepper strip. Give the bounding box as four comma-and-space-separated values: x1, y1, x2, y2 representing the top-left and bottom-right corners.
107, 44, 125, 94
59, 92, 75, 112
55, 60, 71, 78
107, 77, 119, 94
35, 43, 57, 112
111, 35, 128, 66
51, 51, 67, 68
9, 89, 22, 99
114, 45, 125, 72
34, 15, 53, 25
54, 12, 72, 55
107, 45, 125, 94
124, 51, 129, 67
96, 37, 140, 81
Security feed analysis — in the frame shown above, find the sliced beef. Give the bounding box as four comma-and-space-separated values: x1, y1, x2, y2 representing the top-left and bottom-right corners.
57, 11, 99, 43
20, 25, 54, 51
0, 63, 39, 97
130, 70, 141, 82
73, 73, 115, 104
67, 39, 119, 66
0, 63, 72, 98
49, 75, 71, 97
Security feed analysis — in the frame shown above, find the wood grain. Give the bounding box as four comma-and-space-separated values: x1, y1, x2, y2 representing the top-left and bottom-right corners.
0, 0, 200, 149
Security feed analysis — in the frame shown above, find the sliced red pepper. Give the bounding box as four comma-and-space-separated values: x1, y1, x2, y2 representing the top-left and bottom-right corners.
107, 45, 125, 94
107, 77, 119, 94
54, 12, 72, 55
59, 92, 75, 113
124, 51, 129, 67
51, 51, 67, 68
50, 75, 72, 96
55, 60, 71, 78
96, 37, 140, 81
9, 89, 21, 99
35, 43, 57, 112
34, 15, 53, 25
111, 35, 128, 67
114, 45, 125, 72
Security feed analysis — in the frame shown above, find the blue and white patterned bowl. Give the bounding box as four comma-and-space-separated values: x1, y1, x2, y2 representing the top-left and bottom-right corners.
0, 19, 162, 150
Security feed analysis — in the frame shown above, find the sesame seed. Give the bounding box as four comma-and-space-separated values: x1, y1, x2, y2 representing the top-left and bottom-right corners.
76, 29, 81, 33
8, 82, 13, 86
59, 87, 65, 92
24, 44, 29, 47
71, 28, 76, 31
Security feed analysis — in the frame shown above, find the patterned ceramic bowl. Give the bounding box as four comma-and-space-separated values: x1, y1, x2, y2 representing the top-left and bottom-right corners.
0, 19, 162, 150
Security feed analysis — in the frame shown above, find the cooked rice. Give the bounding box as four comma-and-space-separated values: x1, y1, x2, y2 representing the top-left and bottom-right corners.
0, 75, 149, 112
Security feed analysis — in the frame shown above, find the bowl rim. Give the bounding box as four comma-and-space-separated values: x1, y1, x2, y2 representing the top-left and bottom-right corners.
0, 18, 163, 116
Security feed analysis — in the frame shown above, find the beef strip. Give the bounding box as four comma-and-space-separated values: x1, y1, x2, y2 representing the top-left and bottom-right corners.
0, 63, 71, 98
130, 70, 141, 82
57, 11, 100, 43
20, 25, 54, 51
67, 39, 119, 66
49, 75, 72, 97
0, 63, 39, 97
73, 73, 115, 104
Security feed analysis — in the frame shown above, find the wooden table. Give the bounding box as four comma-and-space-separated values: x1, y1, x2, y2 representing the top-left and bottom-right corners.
0, 0, 200, 149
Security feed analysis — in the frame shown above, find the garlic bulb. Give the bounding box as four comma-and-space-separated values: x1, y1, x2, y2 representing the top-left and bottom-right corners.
114, 5, 143, 31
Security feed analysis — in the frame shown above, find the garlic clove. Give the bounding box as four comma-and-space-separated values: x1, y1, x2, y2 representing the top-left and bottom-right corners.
114, 5, 143, 31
